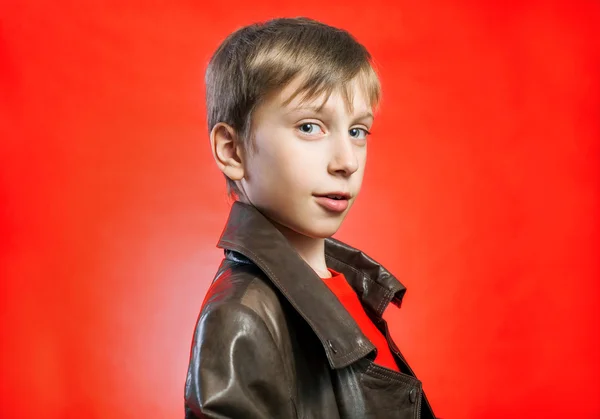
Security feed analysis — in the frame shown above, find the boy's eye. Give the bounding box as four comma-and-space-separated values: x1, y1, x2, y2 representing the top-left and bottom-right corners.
298, 123, 323, 135
349, 128, 370, 140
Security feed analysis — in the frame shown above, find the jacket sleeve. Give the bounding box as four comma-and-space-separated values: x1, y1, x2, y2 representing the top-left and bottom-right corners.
184, 302, 296, 419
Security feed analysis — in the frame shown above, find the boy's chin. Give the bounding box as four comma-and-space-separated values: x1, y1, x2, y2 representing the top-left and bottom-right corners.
267, 207, 347, 240
302, 220, 344, 239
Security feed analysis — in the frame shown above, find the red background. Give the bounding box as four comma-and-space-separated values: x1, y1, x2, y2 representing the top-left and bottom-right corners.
1, 1, 599, 418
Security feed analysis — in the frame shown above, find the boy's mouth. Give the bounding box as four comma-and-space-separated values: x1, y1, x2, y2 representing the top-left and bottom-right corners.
313, 192, 351, 213
314, 192, 351, 200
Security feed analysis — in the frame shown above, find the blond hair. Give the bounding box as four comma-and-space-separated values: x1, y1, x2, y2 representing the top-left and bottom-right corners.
205, 17, 381, 198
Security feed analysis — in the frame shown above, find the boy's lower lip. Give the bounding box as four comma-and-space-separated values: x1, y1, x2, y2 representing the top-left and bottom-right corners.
314, 196, 349, 213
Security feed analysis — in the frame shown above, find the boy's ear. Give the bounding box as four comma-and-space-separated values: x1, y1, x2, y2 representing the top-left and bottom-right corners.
210, 122, 245, 181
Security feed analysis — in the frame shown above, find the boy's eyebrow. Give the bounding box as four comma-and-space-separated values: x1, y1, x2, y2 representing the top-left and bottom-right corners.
353, 111, 375, 122
285, 104, 374, 121
283, 104, 327, 115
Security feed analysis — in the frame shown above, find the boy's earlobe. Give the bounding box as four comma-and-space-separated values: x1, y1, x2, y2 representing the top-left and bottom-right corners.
210, 122, 245, 181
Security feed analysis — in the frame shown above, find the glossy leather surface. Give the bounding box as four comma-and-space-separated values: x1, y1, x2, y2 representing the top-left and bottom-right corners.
184, 202, 436, 418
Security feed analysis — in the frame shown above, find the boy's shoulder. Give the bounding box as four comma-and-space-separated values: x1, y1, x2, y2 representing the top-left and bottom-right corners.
198, 249, 288, 339
185, 249, 299, 417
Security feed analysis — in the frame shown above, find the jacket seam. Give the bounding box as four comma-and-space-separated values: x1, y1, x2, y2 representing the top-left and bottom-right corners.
363, 363, 422, 386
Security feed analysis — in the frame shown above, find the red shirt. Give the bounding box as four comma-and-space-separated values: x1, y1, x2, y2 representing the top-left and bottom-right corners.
321, 268, 400, 372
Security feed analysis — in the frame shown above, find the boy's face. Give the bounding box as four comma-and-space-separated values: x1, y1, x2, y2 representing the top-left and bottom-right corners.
239, 76, 373, 239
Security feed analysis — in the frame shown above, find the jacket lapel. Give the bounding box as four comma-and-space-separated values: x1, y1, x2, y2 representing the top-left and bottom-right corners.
217, 201, 406, 369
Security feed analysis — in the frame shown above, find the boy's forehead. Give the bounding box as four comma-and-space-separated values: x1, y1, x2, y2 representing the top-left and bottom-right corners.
275, 77, 372, 116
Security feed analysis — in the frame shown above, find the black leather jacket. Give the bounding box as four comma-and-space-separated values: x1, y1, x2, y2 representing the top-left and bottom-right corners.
184, 202, 436, 418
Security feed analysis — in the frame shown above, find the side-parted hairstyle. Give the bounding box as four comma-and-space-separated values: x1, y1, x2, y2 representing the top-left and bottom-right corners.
205, 17, 381, 198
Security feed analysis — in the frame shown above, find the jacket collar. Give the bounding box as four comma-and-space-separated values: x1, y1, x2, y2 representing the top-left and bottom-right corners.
217, 201, 407, 369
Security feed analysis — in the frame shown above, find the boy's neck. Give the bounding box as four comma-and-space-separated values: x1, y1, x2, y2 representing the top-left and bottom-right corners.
271, 220, 331, 279
236, 197, 332, 279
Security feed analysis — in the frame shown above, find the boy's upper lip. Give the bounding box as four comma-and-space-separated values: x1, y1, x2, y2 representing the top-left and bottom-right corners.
313, 191, 352, 199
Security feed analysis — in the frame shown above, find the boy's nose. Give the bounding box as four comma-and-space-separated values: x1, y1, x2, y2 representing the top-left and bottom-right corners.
327, 135, 359, 177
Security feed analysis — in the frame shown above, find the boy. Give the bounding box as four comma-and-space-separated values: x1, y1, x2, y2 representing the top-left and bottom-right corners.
184, 17, 437, 419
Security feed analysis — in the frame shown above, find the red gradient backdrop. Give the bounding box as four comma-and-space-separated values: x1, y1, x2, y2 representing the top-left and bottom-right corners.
1, 2, 599, 418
